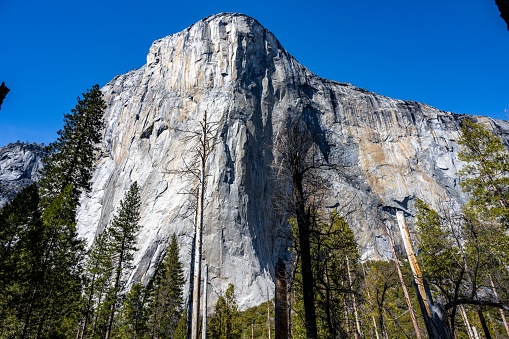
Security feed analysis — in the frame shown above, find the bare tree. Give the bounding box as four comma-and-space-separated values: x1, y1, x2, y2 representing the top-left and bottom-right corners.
273, 115, 336, 339
170, 110, 220, 339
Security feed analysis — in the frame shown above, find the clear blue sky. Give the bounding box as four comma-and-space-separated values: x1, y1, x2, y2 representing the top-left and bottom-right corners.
1, 0, 508, 147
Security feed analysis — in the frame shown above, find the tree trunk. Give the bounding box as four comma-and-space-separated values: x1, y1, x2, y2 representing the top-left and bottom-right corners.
346, 256, 362, 338
191, 112, 207, 339
202, 264, 208, 339
477, 307, 492, 339
105, 239, 126, 339
295, 202, 318, 339
385, 224, 423, 339
489, 275, 509, 336
460, 305, 475, 339
275, 259, 289, 339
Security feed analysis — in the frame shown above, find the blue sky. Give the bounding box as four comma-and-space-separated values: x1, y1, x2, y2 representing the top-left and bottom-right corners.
1, 0, 508, 147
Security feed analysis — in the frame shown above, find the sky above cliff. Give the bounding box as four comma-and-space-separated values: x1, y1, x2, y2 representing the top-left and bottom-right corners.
0, 0, 508, 147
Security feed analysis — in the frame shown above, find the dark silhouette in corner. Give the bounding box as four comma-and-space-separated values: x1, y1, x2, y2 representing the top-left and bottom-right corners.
0, 82, 9, 110
495, 0, 509, 30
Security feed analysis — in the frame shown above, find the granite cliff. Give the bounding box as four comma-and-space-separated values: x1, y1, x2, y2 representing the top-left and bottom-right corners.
18, 13, 506, 309
0, 142, 45, 208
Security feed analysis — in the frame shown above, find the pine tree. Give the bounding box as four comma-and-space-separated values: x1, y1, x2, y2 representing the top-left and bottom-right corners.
208, 284, 241, 339
0, 184, 41, 337
458, 118, 509, 226
79, 230, 114, 339
290, 211, 360, 338
39, 84, 106, 207
146, 234, 185, 338
0, 85, 105, 338
173, 312, 188, 339
104, 182, 142, 339
117, 283, 148, 339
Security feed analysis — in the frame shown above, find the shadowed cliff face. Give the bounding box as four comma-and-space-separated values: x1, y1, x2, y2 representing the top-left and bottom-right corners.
74, 13, 509, 309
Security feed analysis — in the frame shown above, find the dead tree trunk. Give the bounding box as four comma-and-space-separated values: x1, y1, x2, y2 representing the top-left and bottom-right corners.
385, 224, 423, 339
191, 112, 208, 339
396, 210, 452, 339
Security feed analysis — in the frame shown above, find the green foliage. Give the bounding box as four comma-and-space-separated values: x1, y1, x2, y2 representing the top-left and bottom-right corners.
415, 199, 463, 293
79, 230, 115, 338
238, 301, 274, 339
145, 234, 185, 338
173, 311, 188, 339
415, 198, 509, 337
0, 85, 106, 338
290, 211, 360, 338
104, 182, 142, 338
0, 184, 42, 337
117, 283, 148, 338
458, 118, 509, 226
39, 84, 106, 207
360, 261, 424, 339
208, 284, 241, 339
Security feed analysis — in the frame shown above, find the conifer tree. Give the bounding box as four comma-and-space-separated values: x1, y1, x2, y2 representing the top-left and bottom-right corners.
208, 284, 241, 339
0, 85, 105, 338
458, 118, 509, 226
0, 184, 41, 337
174, 312, 189, 339
290, 211, 360, 338
146, 233, 185, 338
104, 182, 142, 339
79, 230, 114, 339
117, 283, 148, 339
39, 84, 106, 207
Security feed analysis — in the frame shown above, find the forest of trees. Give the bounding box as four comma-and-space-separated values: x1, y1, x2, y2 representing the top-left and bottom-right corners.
0, 84, 508, 338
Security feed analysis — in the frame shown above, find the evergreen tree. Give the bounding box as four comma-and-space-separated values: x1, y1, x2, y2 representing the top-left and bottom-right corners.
0, 85, 105, 338
39, 84, 106, 207
208, 284, 241, 339
173, 312, 189, 339
415, 199, 509, 337
79, 230, 114, 339
458, 118, 509, 226
104, 182, 142, 339
146, 233, 185, 338
117, 283, 148, 339
290, 211, 360, 338
0, 184, 41, 337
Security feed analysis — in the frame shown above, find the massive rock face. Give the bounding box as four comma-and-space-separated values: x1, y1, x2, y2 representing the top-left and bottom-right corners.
0, 142, 45, 208
75, 13, 509, 308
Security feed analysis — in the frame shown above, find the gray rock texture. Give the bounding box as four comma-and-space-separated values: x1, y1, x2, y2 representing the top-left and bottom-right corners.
0, 142, 45, 208
74, 13, 509, 309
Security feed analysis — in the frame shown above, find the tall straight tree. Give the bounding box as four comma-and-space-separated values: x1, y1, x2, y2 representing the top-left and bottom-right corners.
173, 110, 219, 339
104, 182, 142, 339
79, 230, 114, 339
39, 84, 106, 207
146, 233, 186, 338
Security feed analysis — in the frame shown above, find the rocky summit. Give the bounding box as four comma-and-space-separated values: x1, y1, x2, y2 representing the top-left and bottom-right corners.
5, 13, 508, 309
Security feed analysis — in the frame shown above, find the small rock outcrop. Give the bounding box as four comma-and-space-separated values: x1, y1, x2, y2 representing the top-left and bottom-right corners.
0, 142, 46, 207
